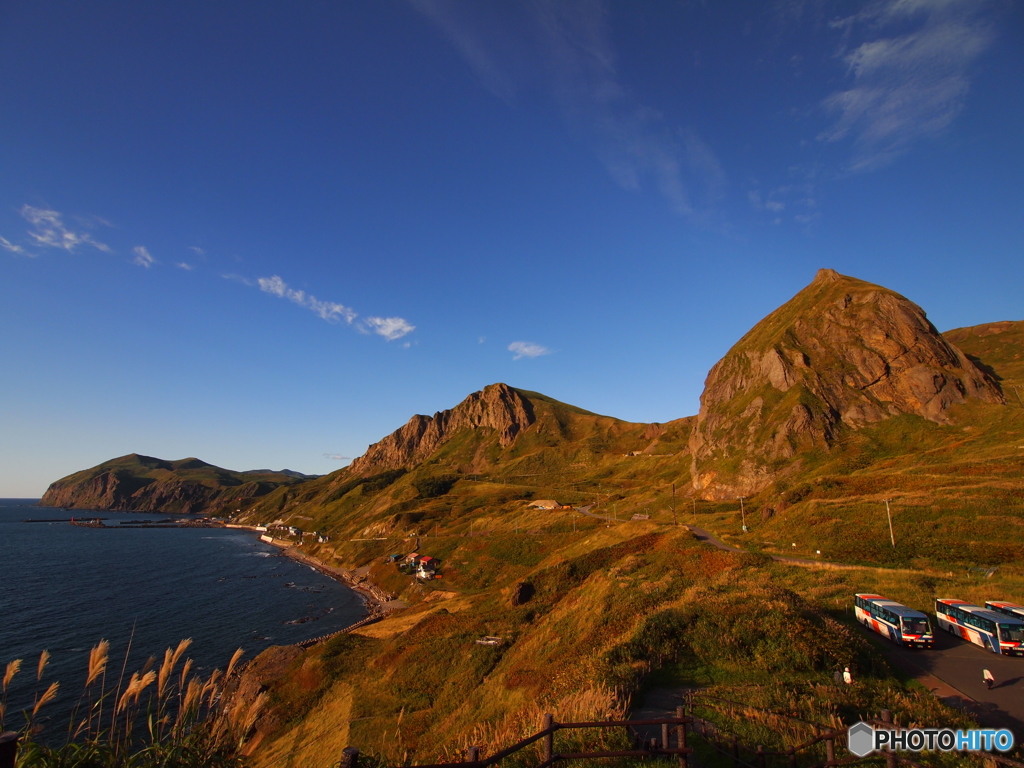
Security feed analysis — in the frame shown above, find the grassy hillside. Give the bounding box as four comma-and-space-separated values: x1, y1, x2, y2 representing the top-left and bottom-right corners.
946, 320, 1024, 392
241, 389, 695, 543
230, 367, 1024, 765
242, 522, 1001, 766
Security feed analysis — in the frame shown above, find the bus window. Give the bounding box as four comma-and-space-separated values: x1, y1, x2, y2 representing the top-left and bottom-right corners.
999, 624, 1024, 643
903, 618, 929, 636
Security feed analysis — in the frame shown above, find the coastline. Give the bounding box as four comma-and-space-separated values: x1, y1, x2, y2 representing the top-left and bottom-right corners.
258, 537, 400, 648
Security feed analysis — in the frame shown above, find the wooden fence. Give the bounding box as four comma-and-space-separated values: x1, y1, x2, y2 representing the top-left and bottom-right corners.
333, 693, 1024, 768
339, 709, 692, 768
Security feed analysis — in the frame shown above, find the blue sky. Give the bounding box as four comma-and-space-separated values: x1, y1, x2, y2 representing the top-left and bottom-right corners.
2, 0, 1022, 496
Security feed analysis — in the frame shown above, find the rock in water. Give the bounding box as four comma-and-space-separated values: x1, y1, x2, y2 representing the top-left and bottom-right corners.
689, 269, 1003, 499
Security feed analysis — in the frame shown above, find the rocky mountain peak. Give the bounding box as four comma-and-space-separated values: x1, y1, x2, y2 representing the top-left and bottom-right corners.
688, 270, 1004, 499
349, 383, 536, 474
813, 267, 841, 284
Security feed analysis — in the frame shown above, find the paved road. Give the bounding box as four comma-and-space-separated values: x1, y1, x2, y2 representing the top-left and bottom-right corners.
684, 524, 1024, 734
862, 623, 1024, 734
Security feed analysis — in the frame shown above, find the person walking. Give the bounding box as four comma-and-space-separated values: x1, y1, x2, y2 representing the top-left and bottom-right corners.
843, 667, 853, 685
983, 669, 995, 690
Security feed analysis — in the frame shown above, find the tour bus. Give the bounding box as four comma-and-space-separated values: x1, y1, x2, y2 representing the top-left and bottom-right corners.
854, 594, 933, 648
935, 598, 1024, 656
985, 601, 1024, 621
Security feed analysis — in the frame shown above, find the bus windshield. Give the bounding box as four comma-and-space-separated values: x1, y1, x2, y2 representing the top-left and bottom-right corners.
998, 625, 1024, 643
902, 619, 930, 636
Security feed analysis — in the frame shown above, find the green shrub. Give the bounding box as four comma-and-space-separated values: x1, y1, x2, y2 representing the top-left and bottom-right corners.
414, 475, 458, 498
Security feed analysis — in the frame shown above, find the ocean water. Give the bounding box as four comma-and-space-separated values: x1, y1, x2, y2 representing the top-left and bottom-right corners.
0, 499, 364, 735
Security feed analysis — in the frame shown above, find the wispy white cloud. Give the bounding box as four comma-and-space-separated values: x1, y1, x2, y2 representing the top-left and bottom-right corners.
408, 0, 519, 102
188, 246, 205, 255
176, 262, 194, 271
257, 275, 357, 323
323, 453, 352, 461
73, 214, 114, 230
20, 205, 111, 253
819, 0, 995, 171
132, 246, 155, 268
221, 273, 254, 286
748, 179, 818, 220
362, 316, 416, 341
410, 0, 725, 218
508, 341, 551, 360
0, 236, 29, 256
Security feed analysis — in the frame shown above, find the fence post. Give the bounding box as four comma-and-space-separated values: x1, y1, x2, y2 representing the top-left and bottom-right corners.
543, 713, 554, 763
466, 746, 480, 764
787, 747, 797, 768
339, 746, 359, 768
662, 722, 670, 751
0, 733, 18, 768
757, 745, 766, 768
676, 705, 688, 768
881, 711, 896, 768
826, 735, 835, 766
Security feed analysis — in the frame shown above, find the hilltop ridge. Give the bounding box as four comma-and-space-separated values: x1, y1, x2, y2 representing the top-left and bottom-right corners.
350, 383, 537, 474
38, 453, 308, 514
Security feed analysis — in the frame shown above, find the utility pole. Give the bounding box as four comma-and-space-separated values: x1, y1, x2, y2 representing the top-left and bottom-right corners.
740, 497, 747, 532
884, 499, 895, 548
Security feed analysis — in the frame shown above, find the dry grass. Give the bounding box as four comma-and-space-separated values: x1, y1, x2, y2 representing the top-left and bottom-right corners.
2, 639, 262, 768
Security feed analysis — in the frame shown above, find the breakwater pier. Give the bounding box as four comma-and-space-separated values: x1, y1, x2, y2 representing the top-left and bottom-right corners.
22, 517, 109, 523
22, 517, 225, 529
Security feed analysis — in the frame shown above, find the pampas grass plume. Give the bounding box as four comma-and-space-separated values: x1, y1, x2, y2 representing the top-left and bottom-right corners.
3, 659, 21, 692
179, 658, 193, 690
32, 681, 59, 716
225, 648, 244, 678
36, 650, 50, 681
87, 640, 109, 687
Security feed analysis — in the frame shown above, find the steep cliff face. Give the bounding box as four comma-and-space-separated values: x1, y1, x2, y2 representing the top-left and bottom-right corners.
689, 269, 1003, 499
39, 454, 306, 513
349, 383, 536, 474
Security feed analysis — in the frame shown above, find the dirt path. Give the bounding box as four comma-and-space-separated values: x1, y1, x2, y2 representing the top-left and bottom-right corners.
684, 525, 922, 574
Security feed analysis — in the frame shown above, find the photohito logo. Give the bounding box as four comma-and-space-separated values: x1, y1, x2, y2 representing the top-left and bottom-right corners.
847, 722, 1015, 757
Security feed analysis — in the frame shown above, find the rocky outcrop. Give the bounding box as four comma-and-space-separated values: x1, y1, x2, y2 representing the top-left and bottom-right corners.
39, 454, 305, 513
689, 269, 1003, 499
350, 383, 536, 474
